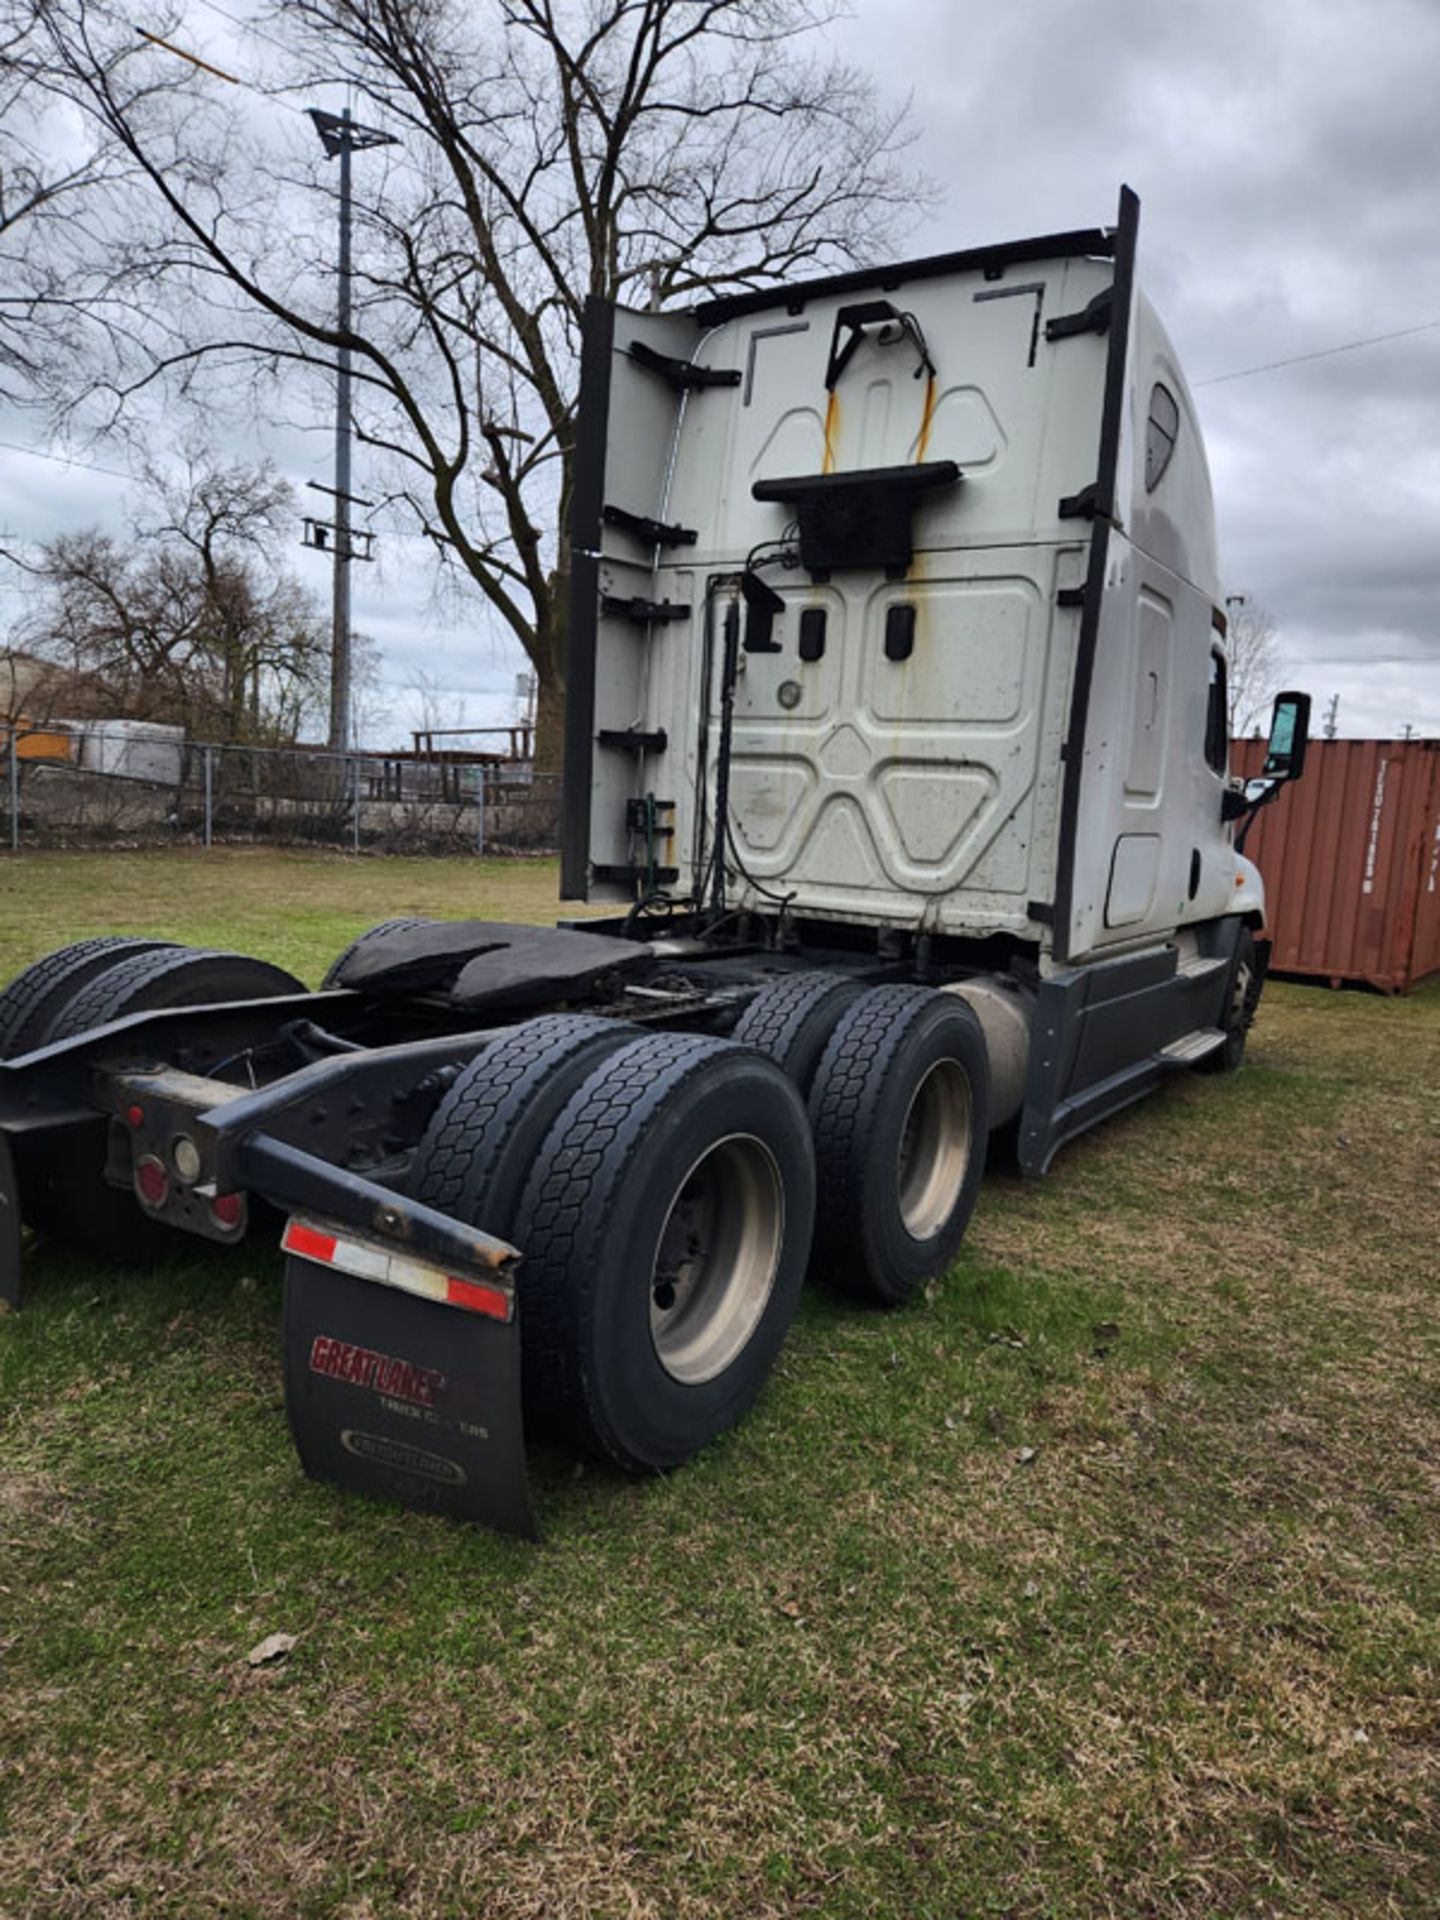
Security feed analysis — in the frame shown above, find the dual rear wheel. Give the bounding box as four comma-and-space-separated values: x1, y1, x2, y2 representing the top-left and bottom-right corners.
7, 937, 986, 1474
405, 1019, 815, 1471
3, 940, 304, 1259
378, 976, 989, 1475
733, 970, 990, 1301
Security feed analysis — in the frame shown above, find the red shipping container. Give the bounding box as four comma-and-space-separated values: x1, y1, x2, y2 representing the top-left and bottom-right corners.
1232, 737, 1440, 994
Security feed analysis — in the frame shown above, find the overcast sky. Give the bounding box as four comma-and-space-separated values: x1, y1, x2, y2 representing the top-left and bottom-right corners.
2, 0, 1437, 740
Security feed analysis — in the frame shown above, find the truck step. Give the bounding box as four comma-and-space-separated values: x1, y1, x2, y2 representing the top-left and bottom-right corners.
598, 728, 668, 754
600, 595, 691, 625
601, 504, 698, 548
1159, 1027, 1227, 1063
592, 862, 679, 888
1175, 954, 1229, 981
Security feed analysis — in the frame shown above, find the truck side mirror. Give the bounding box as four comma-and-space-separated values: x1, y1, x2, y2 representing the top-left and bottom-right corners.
1262, 690, 1311, 782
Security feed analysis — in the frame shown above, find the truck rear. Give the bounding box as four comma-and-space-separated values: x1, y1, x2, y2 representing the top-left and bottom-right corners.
0, 188, 1309, 1533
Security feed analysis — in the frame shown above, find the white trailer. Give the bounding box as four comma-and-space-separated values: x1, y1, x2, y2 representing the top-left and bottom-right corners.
0, 189, 1308, 1534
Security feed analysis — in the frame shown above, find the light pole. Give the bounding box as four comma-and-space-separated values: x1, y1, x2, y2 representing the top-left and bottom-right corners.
307, 107, 397, 752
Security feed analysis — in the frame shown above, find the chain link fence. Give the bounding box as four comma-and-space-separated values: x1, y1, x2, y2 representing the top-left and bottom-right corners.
0, 723, 560, 857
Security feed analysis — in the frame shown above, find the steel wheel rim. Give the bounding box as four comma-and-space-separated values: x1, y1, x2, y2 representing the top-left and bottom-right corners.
649, 1133, 784, 1385
896, 1059, 972, 1240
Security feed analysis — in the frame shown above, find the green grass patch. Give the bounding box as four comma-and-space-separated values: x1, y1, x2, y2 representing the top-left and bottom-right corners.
1, 851, 1437, 1917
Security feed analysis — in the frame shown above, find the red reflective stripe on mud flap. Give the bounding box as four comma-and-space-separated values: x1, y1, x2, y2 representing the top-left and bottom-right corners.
284, 1221, 338, 1264
445, 1275, 511, 1321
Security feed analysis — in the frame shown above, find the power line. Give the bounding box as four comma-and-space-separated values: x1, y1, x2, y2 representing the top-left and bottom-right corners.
0, 436, 134, 482
1196, 317, 1440, 387
134, 7, 315, 121
136, 27, 241, 84
1299, 655, 1440, 667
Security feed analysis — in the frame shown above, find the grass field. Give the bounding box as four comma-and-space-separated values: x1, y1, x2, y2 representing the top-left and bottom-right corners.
1, 849, 1436, 1920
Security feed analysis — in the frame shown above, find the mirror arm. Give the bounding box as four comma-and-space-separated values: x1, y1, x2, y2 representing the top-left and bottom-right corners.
1233, 783, 1283, 855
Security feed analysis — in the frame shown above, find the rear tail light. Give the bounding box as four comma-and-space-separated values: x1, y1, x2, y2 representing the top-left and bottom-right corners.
210, 1191, 246, 1233
134, 1155, 169, 1210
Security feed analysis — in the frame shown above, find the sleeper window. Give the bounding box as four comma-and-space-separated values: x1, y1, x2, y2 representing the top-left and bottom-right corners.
1146, 383, 1180, 491
1205, 648, 1228, 774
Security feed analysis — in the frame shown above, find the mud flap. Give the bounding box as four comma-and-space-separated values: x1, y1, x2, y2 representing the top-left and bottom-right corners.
283, 1259, 537, 1538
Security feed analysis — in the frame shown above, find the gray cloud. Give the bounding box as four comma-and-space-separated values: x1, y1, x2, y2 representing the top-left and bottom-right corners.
834, 0, 1440, 734
3, 0, 1437, 738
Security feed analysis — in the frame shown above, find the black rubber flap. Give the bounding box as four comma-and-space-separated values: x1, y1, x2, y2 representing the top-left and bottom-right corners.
448, 924, 657, 1013
283, 1261, 537, 1537
333, 917, 656, 1011
332, 918, 524, 992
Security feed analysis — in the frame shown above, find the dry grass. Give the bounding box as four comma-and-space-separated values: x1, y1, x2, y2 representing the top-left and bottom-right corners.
0, 846, 584, 987
0, 851, 1436, 1918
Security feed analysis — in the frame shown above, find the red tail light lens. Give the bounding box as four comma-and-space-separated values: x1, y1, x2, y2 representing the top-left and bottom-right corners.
210, 1192, 245, 1232
134, 1155, 169, 1209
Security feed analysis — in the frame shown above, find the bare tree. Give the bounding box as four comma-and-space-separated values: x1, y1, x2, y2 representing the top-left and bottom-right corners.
1225, 595, 1280, 739
140, 452, 308, 738
12, 459, 329, 741
10, 0, 932, 763
0, 4, 195, 401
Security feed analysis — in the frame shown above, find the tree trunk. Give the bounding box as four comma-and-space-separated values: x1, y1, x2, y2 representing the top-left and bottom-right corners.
533, 664, 565, 776
530, 566, 567, 776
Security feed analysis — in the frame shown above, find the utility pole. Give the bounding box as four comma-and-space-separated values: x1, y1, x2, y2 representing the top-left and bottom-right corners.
307, 107, 397, 752
1323, 693, 1339, 740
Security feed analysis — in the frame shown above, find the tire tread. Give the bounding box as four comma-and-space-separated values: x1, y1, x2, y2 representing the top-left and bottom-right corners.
411, 1013, 632, 1226
808, 984, 988, 1305
45, 947, 303, 1043
730, 969, 863, 1091
0, 937, 179, 1058
512, 1031, 741, 1454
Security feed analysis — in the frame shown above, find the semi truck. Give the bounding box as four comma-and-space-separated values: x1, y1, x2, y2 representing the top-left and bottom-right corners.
0, 188, 1309, 1536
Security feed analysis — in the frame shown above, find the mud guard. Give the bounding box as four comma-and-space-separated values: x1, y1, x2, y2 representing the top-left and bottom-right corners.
283, 1259, 537, 1538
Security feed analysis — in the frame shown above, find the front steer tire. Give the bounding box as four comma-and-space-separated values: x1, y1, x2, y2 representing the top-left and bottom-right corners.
1195, 927, 1260, 1074
808, 985, 990, 1307
510, 1032, 816, 1472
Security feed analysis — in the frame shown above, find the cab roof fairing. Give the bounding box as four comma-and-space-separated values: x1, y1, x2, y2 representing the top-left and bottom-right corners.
685, 221, 1120, 330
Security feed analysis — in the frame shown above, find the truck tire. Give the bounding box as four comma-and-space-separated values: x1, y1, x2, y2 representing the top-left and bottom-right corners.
409, 1013, 637, 1234
21, 949, 302, 1262
0, 936, 180, 1059
511, 1032, 816, 1471
44, 947, 305, 1044
808, 985, 990, 1307
729, 969, 865, 1094
321, 917, 437, 988
1197, 928, 1259, 1074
